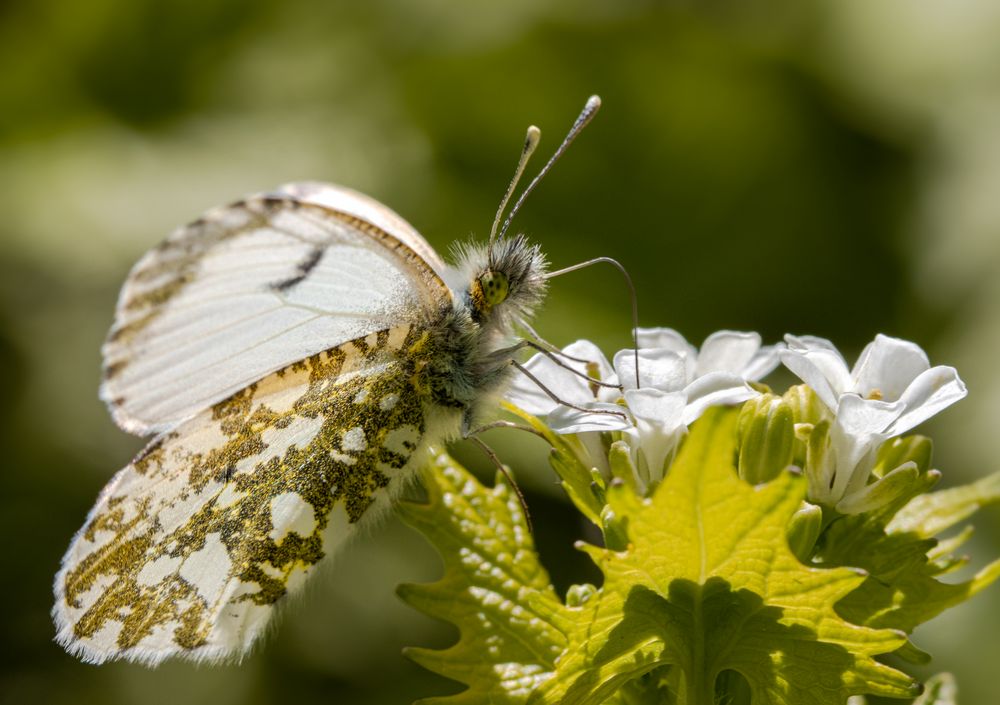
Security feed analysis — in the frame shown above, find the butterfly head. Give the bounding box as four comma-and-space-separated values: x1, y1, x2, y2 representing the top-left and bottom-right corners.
454, 234, 548, 331
452, 96, 599, 338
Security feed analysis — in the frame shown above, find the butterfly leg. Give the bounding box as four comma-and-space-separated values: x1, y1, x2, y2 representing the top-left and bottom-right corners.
479, 343, 624, 410
516, 340, 622, 392
511, 360, 628, 422
460, 412, 534, 532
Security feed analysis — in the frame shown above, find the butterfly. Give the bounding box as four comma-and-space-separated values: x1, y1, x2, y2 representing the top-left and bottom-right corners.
53, 97, 604, 665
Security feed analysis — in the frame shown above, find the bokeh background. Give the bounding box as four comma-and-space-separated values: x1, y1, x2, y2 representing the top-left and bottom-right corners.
2, 1, 999, 703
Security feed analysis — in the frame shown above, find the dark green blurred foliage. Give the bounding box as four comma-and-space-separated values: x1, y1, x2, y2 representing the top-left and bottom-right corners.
1, 1, 997, 703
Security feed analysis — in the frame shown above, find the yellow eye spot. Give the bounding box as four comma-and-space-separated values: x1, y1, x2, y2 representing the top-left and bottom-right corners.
866, 388, 883, 400
478, 270, 509, 308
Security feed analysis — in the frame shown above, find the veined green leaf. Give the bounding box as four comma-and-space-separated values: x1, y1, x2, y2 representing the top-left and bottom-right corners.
819, 471, 1000, 637
887, 472, 1000, 538
397, 450, 569, 704
503, 402, 605, 526
531, 408, 918, 705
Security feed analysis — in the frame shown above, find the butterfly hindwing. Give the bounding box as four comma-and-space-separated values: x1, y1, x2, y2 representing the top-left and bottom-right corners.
56, 324, 433, 665
102, 182, 452, 436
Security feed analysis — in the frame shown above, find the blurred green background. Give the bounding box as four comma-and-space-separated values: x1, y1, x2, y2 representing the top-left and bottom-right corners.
2, 1, 998, 703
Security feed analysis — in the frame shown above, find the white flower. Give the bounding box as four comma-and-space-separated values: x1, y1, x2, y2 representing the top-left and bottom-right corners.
505, 329, 781, 492
781, 334, 966, 429
504, 339, 618, 421
781, 333, 967, 511
635, 328, 782, 383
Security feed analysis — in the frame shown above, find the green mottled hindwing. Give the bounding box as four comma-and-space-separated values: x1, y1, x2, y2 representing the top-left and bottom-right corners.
54, 323, 444, 665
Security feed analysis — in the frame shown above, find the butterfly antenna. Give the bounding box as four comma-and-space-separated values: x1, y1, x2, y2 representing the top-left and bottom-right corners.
497, 95, 602, 241
489, 125, 542, 263
546, 257, 641, 388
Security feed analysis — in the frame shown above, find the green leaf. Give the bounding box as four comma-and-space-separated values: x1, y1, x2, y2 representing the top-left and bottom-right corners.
503, 402, 605, 526
820, 472, 1000, 637
396, 451, 569, 704
531, 408, 918, 705
887, 471, 1000, 537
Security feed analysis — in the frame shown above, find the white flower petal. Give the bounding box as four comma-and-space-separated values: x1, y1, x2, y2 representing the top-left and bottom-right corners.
614, 348, 690, 393
740, 343, 784, 382
828, 419, 883, 502
851, 334, 930, 402
781, 335, 853, 410
597, 371, 623, 403
624, 388, 688, 423
834, 394, 901, 437
505, 339, 614, 416
681, 373, 758, 425
623, 389, 688, 486
828, 396, 897, 500
635, 327, 696, 357
786, 334, 842, 354
887, 365, 967, 436
505, 356, 586, 416
696, 331, 762, 376
562, 340, 616, 380
547, 402, 632, 435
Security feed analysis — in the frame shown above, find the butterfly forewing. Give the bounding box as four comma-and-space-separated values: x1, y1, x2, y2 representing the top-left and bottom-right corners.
103, 182, 451, 435
56, 324, 432, 665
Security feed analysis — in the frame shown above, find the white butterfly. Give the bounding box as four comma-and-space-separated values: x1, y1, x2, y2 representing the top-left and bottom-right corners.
53, 98, 603, 665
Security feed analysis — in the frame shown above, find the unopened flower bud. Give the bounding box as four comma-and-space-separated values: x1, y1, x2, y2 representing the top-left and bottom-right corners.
873, 435, 933, 478
738, 395, 795, 484
787, 502, 822, 561
566, 583, 598, 607
783, 384, 829, 426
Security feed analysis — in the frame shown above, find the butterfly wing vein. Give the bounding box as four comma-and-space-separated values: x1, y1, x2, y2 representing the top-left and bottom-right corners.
102, 182, 451, 435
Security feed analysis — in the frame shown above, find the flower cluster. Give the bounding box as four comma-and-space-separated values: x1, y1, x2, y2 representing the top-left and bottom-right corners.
506, 329, 966, 513
781, 334, 966, 513
507, 329, 780, 492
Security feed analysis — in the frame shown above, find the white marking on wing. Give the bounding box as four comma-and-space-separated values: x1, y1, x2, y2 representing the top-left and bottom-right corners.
379, 393, 400, 411
383, 425, 421, 455
269, 493, 318, 542
341, 426, 367, 452
136, 556, 182, 587
180, 533, 232, 602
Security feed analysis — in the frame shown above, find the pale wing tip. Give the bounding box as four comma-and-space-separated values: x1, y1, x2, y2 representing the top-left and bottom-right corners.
52, 601, 256, 668
52, 553, 257, 668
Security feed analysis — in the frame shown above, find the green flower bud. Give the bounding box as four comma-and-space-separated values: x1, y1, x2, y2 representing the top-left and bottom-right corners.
803, 419, 835, 505
783, 384, 830, 426
836, 462, 920, 515
566, 583, 598, 607
873, 435, 933, 478
608, 439, 639, 493
783, 385, 830, 466
737, 395, 795, 485
787, 502, 822, 562
601, 502, 629, 552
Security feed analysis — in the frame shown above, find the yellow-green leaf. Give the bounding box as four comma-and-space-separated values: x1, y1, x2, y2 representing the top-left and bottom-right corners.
531, 408, 919, 705
397, 450, 569, 704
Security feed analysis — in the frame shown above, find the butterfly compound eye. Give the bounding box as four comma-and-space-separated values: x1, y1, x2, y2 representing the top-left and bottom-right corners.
477, 270, 510, 309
